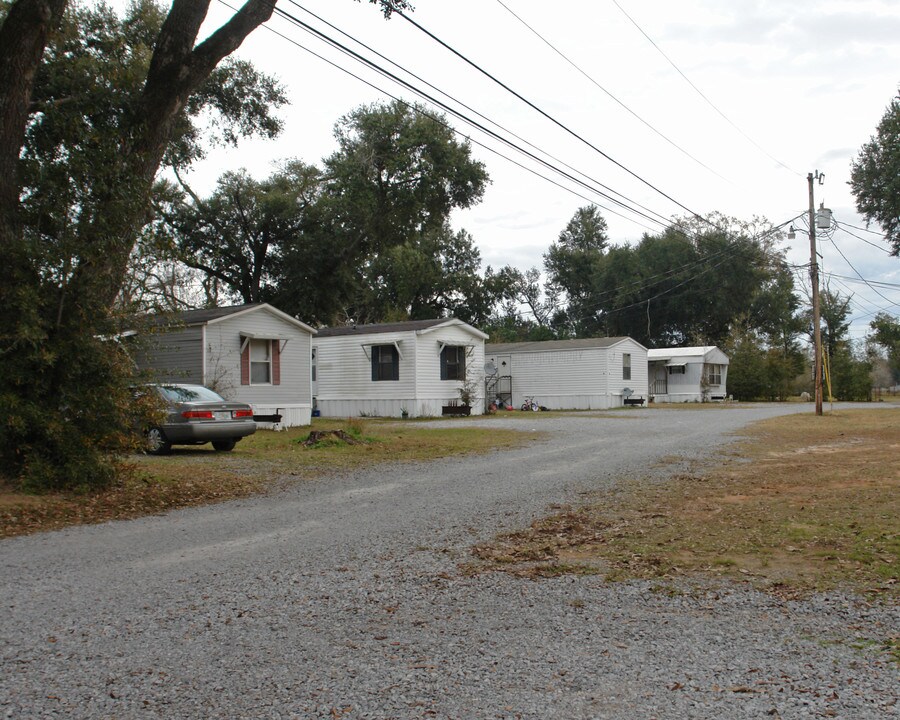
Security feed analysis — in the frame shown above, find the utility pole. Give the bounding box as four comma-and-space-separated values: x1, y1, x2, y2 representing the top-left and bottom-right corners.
808, 172, 824, 416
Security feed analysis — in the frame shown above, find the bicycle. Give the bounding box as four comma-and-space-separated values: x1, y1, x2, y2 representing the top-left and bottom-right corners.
521, 395, 539, 412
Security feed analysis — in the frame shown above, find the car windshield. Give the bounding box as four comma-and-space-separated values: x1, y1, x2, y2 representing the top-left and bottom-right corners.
157, 385, 225, 403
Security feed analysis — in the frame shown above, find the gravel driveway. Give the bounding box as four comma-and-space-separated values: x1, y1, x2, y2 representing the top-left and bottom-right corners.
1, 404, 897, 719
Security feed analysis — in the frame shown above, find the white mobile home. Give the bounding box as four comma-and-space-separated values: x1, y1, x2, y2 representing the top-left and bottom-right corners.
313, 318, 488, 418
484, 337, 649, 410
647, 346, 729, 402
135, 303, 316, 427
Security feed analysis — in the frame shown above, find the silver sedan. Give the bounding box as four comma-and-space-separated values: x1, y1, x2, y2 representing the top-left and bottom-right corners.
142, 384, 256, 455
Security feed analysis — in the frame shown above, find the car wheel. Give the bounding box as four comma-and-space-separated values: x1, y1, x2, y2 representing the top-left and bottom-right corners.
146, 427, 172, 455
212, 439, 236, 452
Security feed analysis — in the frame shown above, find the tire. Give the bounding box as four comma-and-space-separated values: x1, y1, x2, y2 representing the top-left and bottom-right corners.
212, 439, 236, 452
146, 427, 172, 456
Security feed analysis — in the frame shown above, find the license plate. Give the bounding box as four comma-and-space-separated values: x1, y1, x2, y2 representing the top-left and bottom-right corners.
214, 411, 232, 421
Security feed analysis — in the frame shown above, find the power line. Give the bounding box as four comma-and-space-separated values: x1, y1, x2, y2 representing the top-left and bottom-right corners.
839, 220, 888, 236
274, 3, 679, 229
394, 8, 712, 224
221, 0, 838, 336
834, 221, 893, 255
492, 0, 730, 183
821, 272, 900, 292
262, 4, 668, 229
230, 0, 754, 251
826, 233, 896, 306
828, 276, 898, 318
610, 0, 801, 177
545, 218, 800, 328
284, 1, 663, 226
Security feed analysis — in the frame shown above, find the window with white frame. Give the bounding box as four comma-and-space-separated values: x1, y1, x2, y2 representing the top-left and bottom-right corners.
249, 339, 272, 384
622, 353, 631, 381
667, 364, 686, 375
440, 345, 466, 381
705, 364, 722, 385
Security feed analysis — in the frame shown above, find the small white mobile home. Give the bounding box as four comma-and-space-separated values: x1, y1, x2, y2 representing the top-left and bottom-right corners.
647, 346, 729, 402
484, 337, 649, 410
312, 318, 488, 418
135, 303, 316, 427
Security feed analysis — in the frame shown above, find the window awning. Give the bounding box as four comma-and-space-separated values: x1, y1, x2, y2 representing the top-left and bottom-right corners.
239, 332, 293, 353
665, 361, 687, 367
360, 340, 403, 360
437, 342, 475, 352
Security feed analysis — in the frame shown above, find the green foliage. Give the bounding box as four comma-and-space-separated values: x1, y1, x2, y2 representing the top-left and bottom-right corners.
153, 100, 494, 325
723, 313, 805, 402
358, 0, 413, 17
0, 1, 286, 490
817, 288, 852, 361
800, 286, 874, 401
0, 320, 139, 491
544, 205, 609, 319
829, 342, 872, 401
352, 224, 497, 324
158, 160, 320, 305
850, 91, 900, 255
869, 312, 900, 381
725, 325, 769, 400
546, 212, 796, 349
323, 99, 488, 253
479, 313, 560, 343
763, 346, 805, 401
20, 1, 286, 258
485, 266, 562, 335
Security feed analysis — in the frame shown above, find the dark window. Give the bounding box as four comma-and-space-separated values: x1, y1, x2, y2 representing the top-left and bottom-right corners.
371, 344, 399, 381
622, 353, 631, 381
440, 346, 466, 381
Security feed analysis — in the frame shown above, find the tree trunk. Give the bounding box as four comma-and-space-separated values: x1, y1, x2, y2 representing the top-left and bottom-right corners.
0, 0, 68, 251
69, 0, 278, 310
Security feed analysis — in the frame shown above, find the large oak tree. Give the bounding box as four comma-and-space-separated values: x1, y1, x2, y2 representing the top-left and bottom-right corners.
0, 0, 409, 489
850, 91, 900, 256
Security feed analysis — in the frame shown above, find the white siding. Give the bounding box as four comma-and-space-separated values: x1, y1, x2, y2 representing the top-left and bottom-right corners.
485, 339, 648, 410
314, 324, 487, 418
415, 325, 486, 416
607, 339, 649, 405
314, 330, 418, 418
485, 347, 609, 410
647, 346, 729, 402
205, 310, 313, 427
654, 362, 704, 402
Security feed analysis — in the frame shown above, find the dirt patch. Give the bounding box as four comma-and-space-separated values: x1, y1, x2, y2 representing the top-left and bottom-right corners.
466, 408, 900, 599
301, 429, 366, 446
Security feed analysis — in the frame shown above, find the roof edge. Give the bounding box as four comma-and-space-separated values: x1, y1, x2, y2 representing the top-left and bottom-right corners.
206, 303, 316, 335
417, 318, 489, 340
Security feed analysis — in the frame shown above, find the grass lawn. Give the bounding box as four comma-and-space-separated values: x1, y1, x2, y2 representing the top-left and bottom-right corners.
0, 417, 532, 538
468, 407, 899, 601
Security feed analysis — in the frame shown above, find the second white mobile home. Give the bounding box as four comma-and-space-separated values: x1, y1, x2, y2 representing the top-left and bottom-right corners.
313, 318, 488, 418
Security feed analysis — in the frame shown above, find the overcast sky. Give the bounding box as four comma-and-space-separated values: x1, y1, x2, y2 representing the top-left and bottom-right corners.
183, 0, 900, 339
